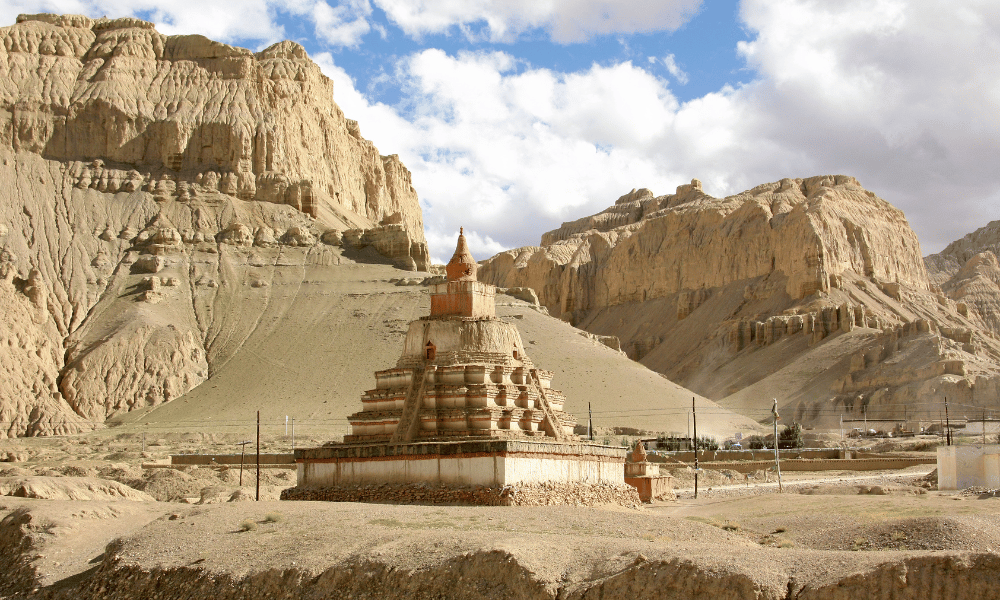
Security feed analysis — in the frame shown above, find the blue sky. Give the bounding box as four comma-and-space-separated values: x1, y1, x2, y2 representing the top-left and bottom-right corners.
3, 0, 1000, 261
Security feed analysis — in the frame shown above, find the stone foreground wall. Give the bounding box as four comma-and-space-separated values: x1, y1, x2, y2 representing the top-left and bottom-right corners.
281, 481, 642, 508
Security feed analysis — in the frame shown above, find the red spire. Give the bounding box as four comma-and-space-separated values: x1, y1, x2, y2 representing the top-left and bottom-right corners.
446, 228, 477, 281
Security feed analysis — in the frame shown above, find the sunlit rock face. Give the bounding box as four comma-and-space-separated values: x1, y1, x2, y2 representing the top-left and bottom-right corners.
482, 176, 1000, 428
0, 13, 428, 436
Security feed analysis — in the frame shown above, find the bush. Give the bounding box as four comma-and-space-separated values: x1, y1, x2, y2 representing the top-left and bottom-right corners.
263, 512, 283, 524
654, 435, 687, 451
779, 423, 804, 449
746, 435, 770, 450
238, 520, 257, 532
695, 435, 719, 451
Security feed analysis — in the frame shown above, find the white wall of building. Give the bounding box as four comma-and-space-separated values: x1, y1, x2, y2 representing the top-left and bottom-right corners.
937, 445, 1000, 490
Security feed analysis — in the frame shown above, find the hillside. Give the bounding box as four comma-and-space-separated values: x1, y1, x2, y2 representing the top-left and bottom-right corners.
481, 177, 1000, 426
109, 262, 759, 440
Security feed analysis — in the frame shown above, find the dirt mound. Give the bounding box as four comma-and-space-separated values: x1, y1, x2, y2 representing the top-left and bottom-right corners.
667, 468, 744, 488
128, 469, 215, 502
798, 484, 926, 496
0, 476, 153, 501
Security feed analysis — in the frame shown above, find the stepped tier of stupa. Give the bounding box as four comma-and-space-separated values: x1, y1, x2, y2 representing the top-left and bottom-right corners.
345, 229, 577, 443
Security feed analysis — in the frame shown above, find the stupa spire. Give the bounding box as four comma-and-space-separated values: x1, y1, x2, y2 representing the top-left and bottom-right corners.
446, 227, 478, 281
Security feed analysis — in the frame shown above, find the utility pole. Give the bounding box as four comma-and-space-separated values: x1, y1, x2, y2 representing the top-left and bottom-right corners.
945, 397, 951, 446
588, 402, 593, 441
237, 440, 251, 486
256, 410, 261, 501
692, 397, 698, 499
840, 414, 843, 440
687, 411, 692, 451
772, 399, 783, 492
292, 418, 296, 450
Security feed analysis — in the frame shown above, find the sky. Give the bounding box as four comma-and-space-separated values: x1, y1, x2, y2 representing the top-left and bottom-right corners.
3, 0, 1000, 262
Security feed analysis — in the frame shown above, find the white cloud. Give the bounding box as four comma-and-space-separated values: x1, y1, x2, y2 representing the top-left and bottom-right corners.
320, 0, 1000, 259
317, 49, 682, 258
1, 0, 374, 47
729, 0, 1000, 252
287, 0, 373, 47
0, 0, 286, 43
373, 0, 703, 43
660, 54, 688, 85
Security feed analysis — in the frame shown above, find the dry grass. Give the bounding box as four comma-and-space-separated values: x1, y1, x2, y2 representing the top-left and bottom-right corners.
238, 520, 257, 532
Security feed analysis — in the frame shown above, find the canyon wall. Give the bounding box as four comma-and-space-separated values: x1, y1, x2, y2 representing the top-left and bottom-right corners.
482, 177, 1000, 426
0, 14, 429, 436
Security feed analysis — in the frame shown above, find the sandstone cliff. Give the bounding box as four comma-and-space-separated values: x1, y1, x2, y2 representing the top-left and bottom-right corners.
925, 220, 1000, 337
0, 14, 429, 436
481, 177, 1000, 426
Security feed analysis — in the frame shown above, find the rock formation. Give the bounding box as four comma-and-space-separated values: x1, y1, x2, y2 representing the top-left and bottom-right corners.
481, 176, 1000, 426
0, 14, 429, 436
926, 220, 1000, 337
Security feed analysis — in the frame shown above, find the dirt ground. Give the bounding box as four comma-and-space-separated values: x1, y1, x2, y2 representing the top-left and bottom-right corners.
1, 434, 999, 599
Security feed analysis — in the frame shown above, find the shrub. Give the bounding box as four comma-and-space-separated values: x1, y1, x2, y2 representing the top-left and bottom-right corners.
695, 435, 719, 451
746, 435, 770, 450
778, 422, 804, 449
238, 520, 257, 532
654, 435, 686, 451
263, 512, 283, 524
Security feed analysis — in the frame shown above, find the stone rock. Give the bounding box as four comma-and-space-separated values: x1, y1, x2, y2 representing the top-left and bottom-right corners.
283, 226, 316, 247
500, 287, 541, 306
132, 255, 165, 273
321, 229, 343, 246
219, 223, 253, 246
254, 226, 277, 248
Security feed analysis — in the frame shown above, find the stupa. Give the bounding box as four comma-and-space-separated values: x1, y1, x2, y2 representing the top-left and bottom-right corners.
345, 227, 577, 442
289, 230, 635, 505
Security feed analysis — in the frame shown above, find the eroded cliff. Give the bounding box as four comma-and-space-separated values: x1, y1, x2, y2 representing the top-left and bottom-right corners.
0, 14, 429, 436
481, 177, 1000, 425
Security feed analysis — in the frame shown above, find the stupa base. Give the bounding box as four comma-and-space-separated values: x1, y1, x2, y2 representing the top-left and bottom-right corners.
293, 439, 626, 489
281, 479, 640, 507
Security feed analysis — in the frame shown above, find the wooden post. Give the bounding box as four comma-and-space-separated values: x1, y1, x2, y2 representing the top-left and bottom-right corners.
237, 441, 251, 486
692, 397, 698, 499
256, 411, 261, 501
772, 399, 783, 492
945, 397, 951, 446
588, 402, 593, 441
